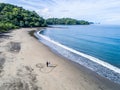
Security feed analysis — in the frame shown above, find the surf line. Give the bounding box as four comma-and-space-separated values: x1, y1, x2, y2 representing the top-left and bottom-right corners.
35, 30, 120, 84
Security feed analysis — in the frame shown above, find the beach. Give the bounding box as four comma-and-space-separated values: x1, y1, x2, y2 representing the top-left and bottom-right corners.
0, 28, 120, 90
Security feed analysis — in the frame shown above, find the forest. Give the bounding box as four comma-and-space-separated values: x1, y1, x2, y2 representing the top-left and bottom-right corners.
0, 3, 91, 33
46, 18, 90, 25
0, 3, 47, 32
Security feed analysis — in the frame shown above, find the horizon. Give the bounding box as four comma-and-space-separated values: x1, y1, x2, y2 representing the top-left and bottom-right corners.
1, 0, 120, 25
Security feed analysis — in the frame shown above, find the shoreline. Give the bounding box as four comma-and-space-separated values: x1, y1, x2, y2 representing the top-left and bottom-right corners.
35, 29, 120, 89
0, 28, 120, 90
36, 30, 120, 84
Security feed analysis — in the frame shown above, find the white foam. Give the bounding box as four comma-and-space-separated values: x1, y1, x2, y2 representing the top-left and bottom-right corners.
37, 31, 120, 74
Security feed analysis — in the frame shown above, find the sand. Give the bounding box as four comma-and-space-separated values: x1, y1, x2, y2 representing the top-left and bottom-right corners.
0, 28, 120, 90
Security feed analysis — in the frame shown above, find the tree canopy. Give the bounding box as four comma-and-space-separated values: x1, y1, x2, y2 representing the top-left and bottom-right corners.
0, 3, 47, 32
0, 3, 93, 33
46, 18, 90, 25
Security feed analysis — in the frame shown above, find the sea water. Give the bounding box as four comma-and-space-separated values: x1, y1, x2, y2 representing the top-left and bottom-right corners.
35, 24, 120, 84
41, 25, 120, 68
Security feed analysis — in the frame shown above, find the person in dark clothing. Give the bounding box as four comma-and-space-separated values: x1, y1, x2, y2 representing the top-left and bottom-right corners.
46, 61, 49, 67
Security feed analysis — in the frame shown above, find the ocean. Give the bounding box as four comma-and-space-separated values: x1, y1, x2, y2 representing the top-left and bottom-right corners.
35, 24, 120, 84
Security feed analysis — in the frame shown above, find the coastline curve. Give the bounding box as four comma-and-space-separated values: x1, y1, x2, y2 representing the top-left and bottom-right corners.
35, 30, 120, 84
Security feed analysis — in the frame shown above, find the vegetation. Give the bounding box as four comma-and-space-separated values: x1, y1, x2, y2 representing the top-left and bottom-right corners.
46, 18, 90, 25
0, 3, 92, 33
0, 22, 18, 33
0, 3, 47, 33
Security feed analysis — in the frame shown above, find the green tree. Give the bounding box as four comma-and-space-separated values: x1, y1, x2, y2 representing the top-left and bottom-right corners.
46, 18, 90, 25
0, 3, 47, 32
19, 21, 24, 27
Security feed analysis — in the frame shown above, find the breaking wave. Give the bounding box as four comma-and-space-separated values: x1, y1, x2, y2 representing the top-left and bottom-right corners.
35, 30, 120, 84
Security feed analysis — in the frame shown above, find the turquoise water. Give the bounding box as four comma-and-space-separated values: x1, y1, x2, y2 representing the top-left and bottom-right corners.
41, 25, 120, 68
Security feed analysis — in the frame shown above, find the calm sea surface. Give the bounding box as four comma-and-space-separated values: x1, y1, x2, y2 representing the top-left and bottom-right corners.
41, 25, 120, 68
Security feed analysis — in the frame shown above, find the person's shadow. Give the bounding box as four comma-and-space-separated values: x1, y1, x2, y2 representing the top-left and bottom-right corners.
36, 63, 57, 73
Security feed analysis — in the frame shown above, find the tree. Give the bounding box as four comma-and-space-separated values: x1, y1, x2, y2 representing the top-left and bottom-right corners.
46, 18, 90, 25
19, 21, 24, 27
0, 3, 47, 32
